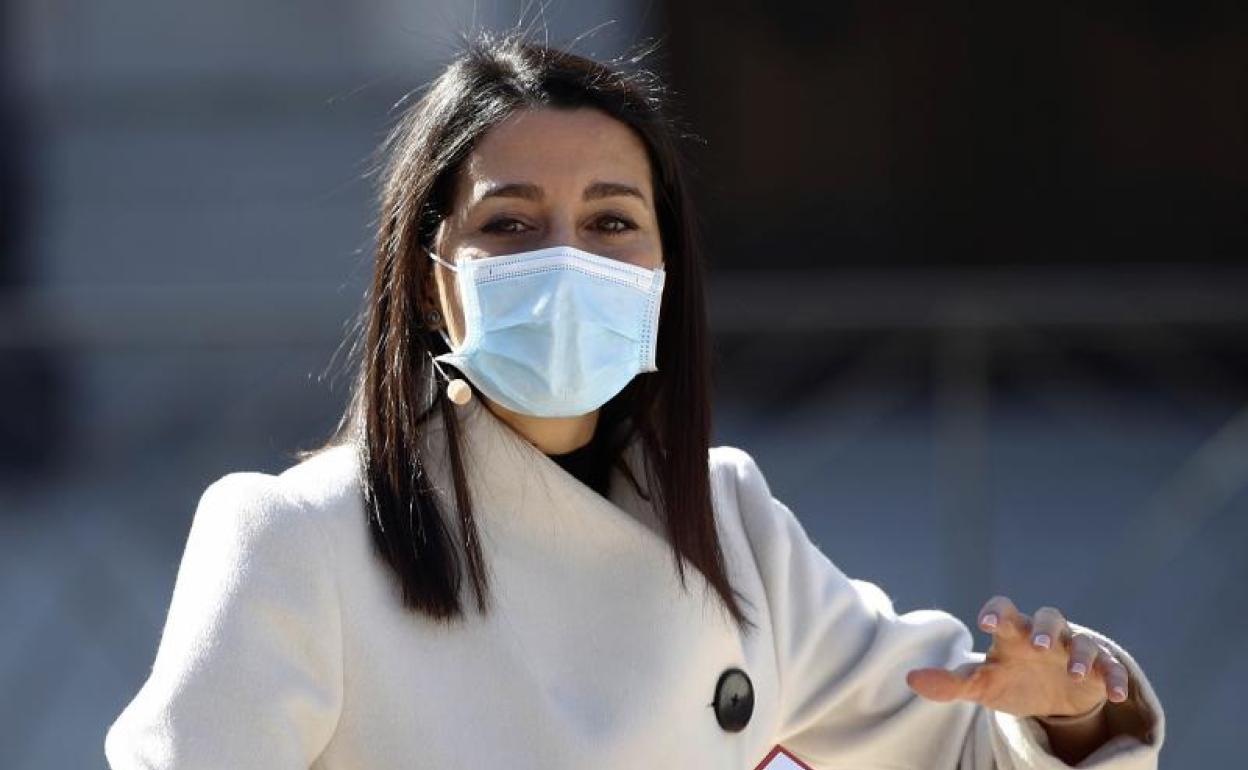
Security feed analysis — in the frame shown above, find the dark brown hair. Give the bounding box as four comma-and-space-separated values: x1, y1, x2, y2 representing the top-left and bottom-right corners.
297, 27, 755, 634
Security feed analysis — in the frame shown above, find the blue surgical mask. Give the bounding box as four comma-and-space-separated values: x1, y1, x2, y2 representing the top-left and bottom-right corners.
425, 244, 666, 417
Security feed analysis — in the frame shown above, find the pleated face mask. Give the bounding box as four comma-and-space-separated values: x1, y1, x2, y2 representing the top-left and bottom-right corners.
425, 244, 666, 417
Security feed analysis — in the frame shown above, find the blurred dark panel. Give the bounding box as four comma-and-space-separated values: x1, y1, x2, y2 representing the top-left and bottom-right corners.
0, 20, 67, 480
665, 0, 1248, 268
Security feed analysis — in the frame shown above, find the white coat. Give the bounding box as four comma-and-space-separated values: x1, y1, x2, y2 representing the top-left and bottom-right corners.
105, 394, 1164, 769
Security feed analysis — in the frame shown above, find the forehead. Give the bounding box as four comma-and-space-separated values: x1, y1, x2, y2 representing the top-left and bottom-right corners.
456, 106, 654, 203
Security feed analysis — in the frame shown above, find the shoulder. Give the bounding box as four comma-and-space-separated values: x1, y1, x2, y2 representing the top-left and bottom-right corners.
708, 444, 755, 475
706, 444, 788, 545
274, 441, 362, 516
190, 442, 361, 565
708, 444, 776, 508
707, 444, 828, 567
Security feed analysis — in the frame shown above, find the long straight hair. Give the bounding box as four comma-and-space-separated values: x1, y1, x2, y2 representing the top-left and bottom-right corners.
297, 28, 755, 634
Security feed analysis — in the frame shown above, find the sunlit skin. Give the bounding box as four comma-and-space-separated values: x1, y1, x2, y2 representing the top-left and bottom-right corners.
422, 107, 1143, 765
906, 595, 1141, 764
422, 105, 664, 455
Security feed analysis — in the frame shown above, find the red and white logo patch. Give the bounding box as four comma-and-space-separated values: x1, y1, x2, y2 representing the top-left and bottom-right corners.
752, 744, 816, 770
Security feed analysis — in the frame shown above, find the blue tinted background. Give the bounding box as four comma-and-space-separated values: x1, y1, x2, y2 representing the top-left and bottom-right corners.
2, 1, 1243, 767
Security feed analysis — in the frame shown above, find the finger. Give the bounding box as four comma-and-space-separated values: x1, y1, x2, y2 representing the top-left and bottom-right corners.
906, 661, 982, 703
1094, 643, 1130, 702
1066, 632, 1101, 681
1029, 606, 1072, 652
977, 595, 1029, 641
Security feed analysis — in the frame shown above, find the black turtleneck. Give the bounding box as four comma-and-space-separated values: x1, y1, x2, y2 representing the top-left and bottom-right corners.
544, 422, 611, 498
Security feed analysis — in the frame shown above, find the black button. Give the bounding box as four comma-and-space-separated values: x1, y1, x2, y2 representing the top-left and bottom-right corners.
712, 667, 754, 732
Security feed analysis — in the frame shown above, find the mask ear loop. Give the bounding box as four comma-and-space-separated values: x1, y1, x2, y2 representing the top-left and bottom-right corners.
427, 348, 473, 406
422, 245, 472, 405
426, 246, 459, 272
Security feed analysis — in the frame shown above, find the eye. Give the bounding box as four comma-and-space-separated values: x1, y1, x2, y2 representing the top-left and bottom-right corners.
595, 214, 638, 234
481, 217, 529, 234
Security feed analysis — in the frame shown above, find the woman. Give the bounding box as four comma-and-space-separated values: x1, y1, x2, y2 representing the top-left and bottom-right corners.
105, 30, 1163, 769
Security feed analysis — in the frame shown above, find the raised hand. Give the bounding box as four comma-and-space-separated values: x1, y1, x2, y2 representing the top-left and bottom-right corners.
904, 595, 1129, 718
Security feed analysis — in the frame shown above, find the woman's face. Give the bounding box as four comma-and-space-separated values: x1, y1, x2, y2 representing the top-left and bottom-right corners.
425, 106, 665, 349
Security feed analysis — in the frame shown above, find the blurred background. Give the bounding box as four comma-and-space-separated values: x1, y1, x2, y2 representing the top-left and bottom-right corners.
2, 1, 1244, 767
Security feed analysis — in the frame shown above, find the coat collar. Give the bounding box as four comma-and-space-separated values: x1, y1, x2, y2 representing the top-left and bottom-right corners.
419, 394, 667, 551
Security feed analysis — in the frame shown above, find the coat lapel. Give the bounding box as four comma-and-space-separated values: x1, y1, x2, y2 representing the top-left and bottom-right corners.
419, 395, 670, 560
399, 396, 754, 766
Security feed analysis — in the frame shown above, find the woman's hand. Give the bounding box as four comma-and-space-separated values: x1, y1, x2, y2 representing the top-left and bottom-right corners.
904, 595, 1130, 718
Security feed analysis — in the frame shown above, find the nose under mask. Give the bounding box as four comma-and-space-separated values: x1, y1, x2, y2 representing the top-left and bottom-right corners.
425, 244, 666, 418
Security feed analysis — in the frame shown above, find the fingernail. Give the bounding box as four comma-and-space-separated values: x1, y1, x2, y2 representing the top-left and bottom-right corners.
1111, 686, 1127, 701
1032, 633, 1051, 650
1069, 662, 1087, 679
980, 613, 998, 630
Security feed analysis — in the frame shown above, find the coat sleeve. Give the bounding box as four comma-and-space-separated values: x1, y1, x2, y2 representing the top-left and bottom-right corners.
718, 447, 1165, 770
104, 472, 344, 769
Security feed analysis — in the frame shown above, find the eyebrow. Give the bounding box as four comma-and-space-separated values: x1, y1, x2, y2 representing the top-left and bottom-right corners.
474, 181, 647, 205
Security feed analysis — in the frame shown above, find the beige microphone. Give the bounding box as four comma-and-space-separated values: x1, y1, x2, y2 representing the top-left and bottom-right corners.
446, 377, 473, 405
428, 349, 472, 406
